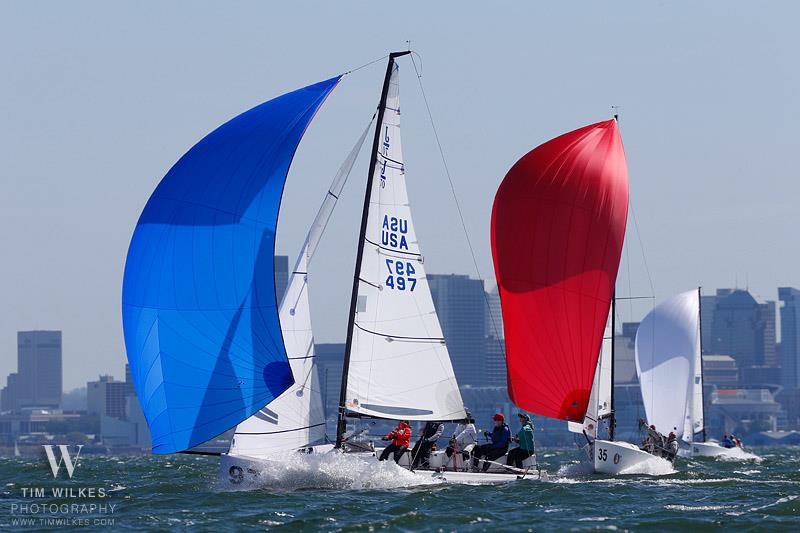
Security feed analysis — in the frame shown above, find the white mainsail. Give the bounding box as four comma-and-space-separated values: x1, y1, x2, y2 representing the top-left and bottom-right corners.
229, 122, 372, 456
569, 309, 613, 438
685, 289, 704, 442
635, 290, 700, 440
343, 63, 466, 421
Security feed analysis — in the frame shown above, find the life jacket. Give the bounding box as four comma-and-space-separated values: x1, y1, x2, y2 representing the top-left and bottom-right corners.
386, 422, 411, 448
490, 424, 511, 449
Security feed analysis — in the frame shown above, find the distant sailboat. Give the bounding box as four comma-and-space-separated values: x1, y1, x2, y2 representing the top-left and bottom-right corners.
492, 118, 671, 474
637, 289, 760, 460
14, 439, 21, 457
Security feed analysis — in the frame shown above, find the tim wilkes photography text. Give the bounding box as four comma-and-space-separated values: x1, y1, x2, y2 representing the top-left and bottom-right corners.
6, 445, 118, 529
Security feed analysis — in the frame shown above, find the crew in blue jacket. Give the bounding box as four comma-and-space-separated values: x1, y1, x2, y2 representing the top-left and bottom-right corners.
472, 413, 511, 472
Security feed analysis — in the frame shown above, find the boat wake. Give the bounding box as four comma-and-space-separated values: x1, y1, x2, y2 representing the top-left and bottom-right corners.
556, 461, 595, 477
617, 459, 676, 476
715, 450, 762, 462
223, 452, 441, 491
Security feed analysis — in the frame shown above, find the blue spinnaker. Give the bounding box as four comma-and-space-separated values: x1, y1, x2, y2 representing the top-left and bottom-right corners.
122, 76, 341, 454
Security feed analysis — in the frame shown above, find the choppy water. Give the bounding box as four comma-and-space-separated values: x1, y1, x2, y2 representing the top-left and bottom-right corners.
2, 447, 798, 531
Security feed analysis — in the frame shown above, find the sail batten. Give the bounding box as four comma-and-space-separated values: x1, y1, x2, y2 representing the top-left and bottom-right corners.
491, 120, 629, 423
122, 76, 341, 454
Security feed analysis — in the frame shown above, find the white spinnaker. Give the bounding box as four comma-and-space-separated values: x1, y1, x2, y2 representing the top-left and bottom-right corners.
635, 290, 700, 440
344, 64, 466, 421
569, 308, 613, 438
230, 122, 372, 457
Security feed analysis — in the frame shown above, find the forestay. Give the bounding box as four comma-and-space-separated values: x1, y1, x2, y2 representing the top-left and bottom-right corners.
344, 63, 466, 421
122, 76, 341, 454
635, 290, 701, 440
230, 122, 372, 456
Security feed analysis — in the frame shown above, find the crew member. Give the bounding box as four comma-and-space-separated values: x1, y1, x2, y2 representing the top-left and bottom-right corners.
410, 421, 443, 469
640, 419, 662, 455
507, 413, 536, 469
445, 415, 477, 465
665, 431, 678, 460
721, 433, 735, 448
472, 413, 510, 472
379, 420, 411, 463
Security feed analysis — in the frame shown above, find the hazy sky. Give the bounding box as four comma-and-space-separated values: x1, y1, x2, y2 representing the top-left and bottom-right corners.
2, 1, 798, 390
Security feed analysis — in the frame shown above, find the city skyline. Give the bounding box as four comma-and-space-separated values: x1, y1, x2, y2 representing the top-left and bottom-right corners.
2, 2, 799, 391
3, 280, 798, 393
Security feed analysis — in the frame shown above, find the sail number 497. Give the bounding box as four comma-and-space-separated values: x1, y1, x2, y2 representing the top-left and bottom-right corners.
385, 259, 417, 291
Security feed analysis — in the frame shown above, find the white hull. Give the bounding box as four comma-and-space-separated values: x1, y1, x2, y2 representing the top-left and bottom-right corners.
219, 446, 545, 488
687, 441, 760, 460
593, 439, 674, 475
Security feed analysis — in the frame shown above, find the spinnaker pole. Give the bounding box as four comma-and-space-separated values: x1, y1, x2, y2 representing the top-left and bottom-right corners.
335, 51, 411, 448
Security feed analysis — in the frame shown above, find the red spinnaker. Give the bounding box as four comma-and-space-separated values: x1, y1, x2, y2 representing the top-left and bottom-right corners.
491, 119, 629, 421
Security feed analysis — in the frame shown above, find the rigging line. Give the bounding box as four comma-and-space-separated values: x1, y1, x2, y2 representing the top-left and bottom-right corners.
344, 54, 390, 75
630, 201, 655, 297
409, 53, 504, 343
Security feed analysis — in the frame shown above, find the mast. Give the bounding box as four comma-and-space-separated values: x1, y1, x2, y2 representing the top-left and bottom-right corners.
609, 291, 616, 441
698, 285, 706, 443
335, 51, 410, 448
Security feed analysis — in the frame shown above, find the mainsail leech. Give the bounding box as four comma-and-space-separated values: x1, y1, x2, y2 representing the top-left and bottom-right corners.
491, 119, 629, 422
122, 76, 341, 454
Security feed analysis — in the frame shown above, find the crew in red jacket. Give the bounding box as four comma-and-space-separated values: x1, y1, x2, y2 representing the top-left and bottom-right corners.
379, 420, 412, 463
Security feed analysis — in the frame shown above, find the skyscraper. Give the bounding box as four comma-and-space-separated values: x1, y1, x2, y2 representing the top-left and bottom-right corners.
314, 343, 345, 436
779, 287, 800, 389
706, 289, 778, 385
484, 285, 507, 387
9, 331, 63, 409
428, 274, 487, 387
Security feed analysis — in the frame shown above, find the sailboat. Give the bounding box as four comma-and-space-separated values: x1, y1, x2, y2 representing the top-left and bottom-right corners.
637, 289, 760, 460
122, 51, 545, 487
492, 118, 669, 475
329, 53, 544, 484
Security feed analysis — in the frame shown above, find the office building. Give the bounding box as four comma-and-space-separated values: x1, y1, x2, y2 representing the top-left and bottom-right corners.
314, 343, 345, 436
705, 289, 778, 384
1, 331, 62, 411
428, 274, 487, 387
703, 355, 739, 388
87, 365, 135, 419
700, 295, 717, 352
484, 285, 507, 387
779, 287, 800, 390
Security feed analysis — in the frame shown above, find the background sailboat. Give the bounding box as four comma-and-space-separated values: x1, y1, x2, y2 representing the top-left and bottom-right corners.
637, 289, 760, 460
491, 118, 672, 475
